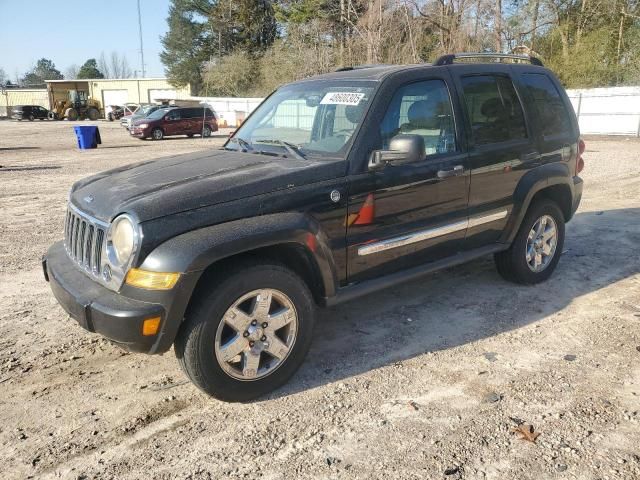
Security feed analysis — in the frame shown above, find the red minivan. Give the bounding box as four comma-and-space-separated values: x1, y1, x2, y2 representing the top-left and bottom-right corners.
130, 107, 218, 140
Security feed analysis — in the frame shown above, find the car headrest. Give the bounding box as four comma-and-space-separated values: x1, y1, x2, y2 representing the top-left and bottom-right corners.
344, 103, 366, 124
481, 97, 511, 118
407, 99, 443, 129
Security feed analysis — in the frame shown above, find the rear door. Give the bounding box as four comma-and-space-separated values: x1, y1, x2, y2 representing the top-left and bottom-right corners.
346, 73, 469, 283
515, 69, 579, 169
450, 65, 538, 248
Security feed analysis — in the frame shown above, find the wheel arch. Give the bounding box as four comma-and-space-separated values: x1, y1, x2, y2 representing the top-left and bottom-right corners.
501, 163, 575, 244
139, 213, 338, 352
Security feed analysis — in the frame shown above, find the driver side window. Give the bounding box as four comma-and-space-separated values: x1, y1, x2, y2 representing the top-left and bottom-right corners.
380, 79, 457, 156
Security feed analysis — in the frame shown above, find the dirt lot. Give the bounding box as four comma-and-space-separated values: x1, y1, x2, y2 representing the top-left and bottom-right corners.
1, 120, 639, 480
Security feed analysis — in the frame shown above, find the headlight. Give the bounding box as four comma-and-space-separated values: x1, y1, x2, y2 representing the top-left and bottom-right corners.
138, 123, 148, 129
109, 215, 137, 266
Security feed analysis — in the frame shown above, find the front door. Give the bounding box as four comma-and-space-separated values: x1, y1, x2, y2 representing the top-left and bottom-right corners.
164, 110, 182, 136
346, 77, 469, 284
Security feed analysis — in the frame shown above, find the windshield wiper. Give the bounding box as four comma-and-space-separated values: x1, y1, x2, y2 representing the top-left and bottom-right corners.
228, 136, 253, 151
253, 139, 307, 161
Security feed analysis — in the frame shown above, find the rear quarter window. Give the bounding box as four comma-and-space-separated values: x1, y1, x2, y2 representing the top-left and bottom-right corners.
520, 73, 573, 137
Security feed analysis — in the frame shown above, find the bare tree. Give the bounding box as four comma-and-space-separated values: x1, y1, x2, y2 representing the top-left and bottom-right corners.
98, 51, 133, 78
65, 64, 80, 80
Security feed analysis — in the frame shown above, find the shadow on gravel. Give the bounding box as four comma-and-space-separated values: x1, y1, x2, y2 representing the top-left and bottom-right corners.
0, 165, 61, 172
0, 147, 41, 151
268, 207, 640, 400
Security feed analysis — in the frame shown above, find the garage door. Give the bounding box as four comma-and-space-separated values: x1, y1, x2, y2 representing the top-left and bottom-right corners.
102, 89, 129, 107
149, 89, 177, 103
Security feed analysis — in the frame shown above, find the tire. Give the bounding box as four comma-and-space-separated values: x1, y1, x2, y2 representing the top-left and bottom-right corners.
28, 115, 34, 121
187, 133, 194, 138
66, 108, 78, 121
107, 113, 114, 121
151, 128, 164, 140
495, 200, 565, 284
202, 125, 212, 137
87, 107, 100, 121
175, 262, 316, 402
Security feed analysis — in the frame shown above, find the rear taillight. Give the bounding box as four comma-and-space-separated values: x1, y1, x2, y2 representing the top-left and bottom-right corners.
576, 139, 585, 174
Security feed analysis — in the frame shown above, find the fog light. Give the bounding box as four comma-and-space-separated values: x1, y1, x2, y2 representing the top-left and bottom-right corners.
142, 317, 161, 336
125, 268, 180, 290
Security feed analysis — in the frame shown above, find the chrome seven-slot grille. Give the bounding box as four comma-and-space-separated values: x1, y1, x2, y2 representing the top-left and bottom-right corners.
63, 205, 107, 276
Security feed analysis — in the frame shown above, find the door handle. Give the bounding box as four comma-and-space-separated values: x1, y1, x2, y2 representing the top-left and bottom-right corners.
437, 165, 465, 178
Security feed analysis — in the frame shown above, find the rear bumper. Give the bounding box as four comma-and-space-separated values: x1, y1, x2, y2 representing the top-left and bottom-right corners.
43, 241, 199, 354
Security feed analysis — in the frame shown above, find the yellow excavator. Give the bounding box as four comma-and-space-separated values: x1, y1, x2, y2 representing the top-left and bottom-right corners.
49, 90, 101, 121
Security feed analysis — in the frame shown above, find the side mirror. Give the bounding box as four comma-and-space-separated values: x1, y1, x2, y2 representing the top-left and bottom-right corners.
368, 134, 425, 171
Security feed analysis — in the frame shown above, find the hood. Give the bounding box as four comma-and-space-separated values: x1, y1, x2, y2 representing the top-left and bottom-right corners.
69, 149, 344, 222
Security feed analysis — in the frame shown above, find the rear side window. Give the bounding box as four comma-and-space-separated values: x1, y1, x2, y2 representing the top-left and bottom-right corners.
380, 79, 457, 155
461, 75, 527, 145
521, 73, 573, 137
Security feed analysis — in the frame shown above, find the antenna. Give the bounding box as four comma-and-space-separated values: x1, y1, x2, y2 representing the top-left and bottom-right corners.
137, 0, 146, 78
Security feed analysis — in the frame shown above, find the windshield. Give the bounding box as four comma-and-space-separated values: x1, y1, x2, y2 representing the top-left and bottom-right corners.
134, 104, 157, 118
146, 108, 171, 120
229, 81, 376, 159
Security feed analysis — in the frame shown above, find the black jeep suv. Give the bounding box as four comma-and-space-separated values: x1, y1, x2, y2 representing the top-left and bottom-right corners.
43, 53, 584, 401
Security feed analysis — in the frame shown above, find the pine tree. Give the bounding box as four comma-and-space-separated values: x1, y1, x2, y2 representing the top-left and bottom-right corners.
77, 59, 105, 79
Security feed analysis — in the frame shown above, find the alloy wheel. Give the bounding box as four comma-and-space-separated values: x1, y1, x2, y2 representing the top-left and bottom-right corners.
526, 214, 558, 272
214, 289, 298, 381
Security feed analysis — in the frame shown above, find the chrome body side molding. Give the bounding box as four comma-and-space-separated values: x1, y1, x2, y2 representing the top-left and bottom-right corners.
357, 209, 508, 256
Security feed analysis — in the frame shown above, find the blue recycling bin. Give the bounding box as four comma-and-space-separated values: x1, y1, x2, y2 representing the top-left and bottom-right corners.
73, 126, 101, 149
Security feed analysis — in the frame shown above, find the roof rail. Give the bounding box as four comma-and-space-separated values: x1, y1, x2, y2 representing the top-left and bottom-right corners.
434, 53, 543, 67
334, 64, 390, 72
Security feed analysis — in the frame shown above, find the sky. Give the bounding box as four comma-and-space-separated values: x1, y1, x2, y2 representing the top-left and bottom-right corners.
0, 0, 171, 81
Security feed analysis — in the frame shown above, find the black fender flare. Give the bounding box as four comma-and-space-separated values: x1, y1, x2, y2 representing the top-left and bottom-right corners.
500, 162, 574, 244
140, 212, 339, 298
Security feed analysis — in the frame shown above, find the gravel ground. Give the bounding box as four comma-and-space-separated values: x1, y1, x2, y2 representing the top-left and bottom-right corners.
0, 120, 639, 480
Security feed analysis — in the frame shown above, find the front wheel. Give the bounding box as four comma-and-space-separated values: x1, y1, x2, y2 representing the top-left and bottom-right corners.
151, 128, 164, 140
495, 200, 565, 284
175, 262, 315, 402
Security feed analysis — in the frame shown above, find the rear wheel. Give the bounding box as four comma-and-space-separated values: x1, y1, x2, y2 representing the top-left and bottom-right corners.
175, 262, 315, 402
151, 128, 164, 140
495, 200, 565, 284
28, 114, 34, 121
202, 125, 212, 137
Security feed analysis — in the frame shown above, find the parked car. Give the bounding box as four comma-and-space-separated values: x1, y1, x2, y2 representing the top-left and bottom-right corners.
43, 53, 584, 401
129, 106, 218, 140
123, 104, 171, 131
119, 103, 142, 127
12, 105, 49, 121
106, 105, 125, 121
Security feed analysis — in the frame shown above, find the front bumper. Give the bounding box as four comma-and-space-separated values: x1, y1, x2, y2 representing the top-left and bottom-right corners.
130, 127, 149, 137
43, 241, 198, 354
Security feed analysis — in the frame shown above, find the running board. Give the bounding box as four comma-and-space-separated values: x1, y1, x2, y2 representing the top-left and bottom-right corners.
324, 244, 507, 307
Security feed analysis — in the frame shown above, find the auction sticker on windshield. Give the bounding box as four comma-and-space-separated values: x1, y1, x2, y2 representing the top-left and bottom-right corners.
320, 92, 366, 106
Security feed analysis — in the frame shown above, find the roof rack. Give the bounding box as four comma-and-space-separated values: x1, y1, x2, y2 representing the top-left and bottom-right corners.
434, 53, 543, 67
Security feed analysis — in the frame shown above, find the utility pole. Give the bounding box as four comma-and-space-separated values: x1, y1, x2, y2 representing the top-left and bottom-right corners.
137, 0, 146, 78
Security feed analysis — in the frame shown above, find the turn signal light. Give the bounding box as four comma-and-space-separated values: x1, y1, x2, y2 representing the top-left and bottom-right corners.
142, 317, 161, 336
125, 268, 180, 290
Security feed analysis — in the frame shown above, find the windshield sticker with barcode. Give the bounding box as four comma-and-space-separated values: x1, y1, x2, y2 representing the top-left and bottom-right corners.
320, 92, 366, 106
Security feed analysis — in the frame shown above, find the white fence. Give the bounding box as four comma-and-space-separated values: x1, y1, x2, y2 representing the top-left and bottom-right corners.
191, 97, 263, 127
566, 86, 640, 136
194, 86, 640, 136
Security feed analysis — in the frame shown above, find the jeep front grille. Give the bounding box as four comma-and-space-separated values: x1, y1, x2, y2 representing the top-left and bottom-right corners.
63, 205, 107, 276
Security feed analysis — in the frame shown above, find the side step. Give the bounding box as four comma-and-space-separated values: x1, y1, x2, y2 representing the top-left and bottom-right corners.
324, 244, 507, 307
